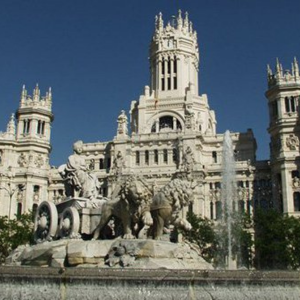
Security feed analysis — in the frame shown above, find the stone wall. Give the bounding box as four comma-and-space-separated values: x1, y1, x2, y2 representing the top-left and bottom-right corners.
1, 266, 300, 300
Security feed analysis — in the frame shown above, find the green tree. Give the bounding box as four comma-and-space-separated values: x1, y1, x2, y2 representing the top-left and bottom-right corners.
183, 211, 216, 263
0, 212, 34, 264
254, 209, 300, 270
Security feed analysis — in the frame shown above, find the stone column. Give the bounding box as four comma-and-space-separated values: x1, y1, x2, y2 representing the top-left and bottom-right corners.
281, 166, 293, 213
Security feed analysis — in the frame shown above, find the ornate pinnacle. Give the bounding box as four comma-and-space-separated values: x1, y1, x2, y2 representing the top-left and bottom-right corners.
293, 56, 299, 77
33, 83, 40, 101
177, 9, 183, 29
267, 64, 272, 76
158, 12, 163, 31
184, 12, 189, 29
21, 84, 27, 103
6, 114, 15, 135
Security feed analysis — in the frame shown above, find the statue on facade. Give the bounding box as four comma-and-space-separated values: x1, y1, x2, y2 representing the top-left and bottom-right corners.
111, 151, 125, 178
182, 146, 195, 174
117, 110, 128, 136
59, 140, 100, 199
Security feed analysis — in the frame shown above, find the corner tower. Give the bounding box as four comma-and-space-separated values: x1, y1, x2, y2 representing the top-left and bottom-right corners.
266, 58, 300, 214
16, 84, 53, 147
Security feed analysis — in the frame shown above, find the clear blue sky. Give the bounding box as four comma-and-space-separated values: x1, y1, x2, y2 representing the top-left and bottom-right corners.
0, 0, 299, 166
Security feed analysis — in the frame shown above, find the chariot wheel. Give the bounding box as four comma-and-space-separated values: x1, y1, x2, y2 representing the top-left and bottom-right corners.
59, 207, 80, 239
34, 201, 58, 242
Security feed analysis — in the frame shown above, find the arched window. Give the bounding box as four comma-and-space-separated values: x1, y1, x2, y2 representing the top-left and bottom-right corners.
151, 115, 182, 133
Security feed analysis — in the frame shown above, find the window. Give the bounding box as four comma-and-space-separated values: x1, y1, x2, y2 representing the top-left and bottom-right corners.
135, 151, 140, 165
23, 119, 31, 135
172, 148, 178, 163
212, 151, 217, 163
163, 149, 168, 164
161, 58, 165, 75
99, 158, 104, 169
167, 77, 171, 90
154, 150, 158, 164
145, 150, 149, 165
161, 78, 165, 91
238, 200, 245, 213
167, 56, 171, 74
294, 192, 300, 212
292, 170, 299, 178
285, 96, 297, 113
216, 201, 222, 220
210, 202, 214, 220
17, 203, 22, 219
272, 101, 278, 118
106, 158, 111, 169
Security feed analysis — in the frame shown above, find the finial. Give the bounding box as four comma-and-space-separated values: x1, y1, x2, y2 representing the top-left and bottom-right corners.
267, 64, 272, 76
184, 11, 189, 29
6, 113, 16, 135
33, 83, 40, 101
293, 56, 299, 77
189, 21, 193, 33
21, 84, 27, 101
158, 12, 163, 31
177, 9, 183, 29
276, 58, 282, 75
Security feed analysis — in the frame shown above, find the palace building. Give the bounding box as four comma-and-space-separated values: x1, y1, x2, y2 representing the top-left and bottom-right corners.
0, 11, 299, 219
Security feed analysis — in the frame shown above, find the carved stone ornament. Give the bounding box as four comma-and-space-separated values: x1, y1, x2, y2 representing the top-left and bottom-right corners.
286, 134, 299, 150
293, 177, 300, 188
18, 153, 28, 167
35, 154, 44, 167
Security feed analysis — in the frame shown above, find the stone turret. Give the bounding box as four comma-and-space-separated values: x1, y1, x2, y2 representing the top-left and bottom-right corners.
16, 84, 53, 143
150, 10, 199, 98
266, 58, 300, 214
267, 57, 300, 88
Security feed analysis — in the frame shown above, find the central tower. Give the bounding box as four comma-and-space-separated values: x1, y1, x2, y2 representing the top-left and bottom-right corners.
130, 10, 216, 137
150, 10, 199, 97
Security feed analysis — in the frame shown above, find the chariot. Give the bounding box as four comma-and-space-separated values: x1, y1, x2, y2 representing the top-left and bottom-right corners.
33, 198, 105, 242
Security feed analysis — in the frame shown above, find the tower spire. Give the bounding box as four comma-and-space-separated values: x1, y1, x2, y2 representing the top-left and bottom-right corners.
177, 9, 183, 30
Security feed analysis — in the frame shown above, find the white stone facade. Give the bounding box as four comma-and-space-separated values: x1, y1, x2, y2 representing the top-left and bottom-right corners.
2, 10, 296, 220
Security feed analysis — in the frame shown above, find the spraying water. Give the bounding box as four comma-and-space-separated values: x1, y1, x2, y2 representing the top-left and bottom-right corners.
221, 130, 237, 269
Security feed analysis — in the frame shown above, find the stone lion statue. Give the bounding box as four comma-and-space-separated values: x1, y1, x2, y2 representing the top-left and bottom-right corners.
149, 178, 195, 240
93, 176, 153, 240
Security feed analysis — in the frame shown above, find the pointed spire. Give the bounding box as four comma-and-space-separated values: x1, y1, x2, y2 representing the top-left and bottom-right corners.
294, 57, 299, 78
6, 114, 15, 136
275, 58, 283, 77
267, 64, 273, 76
158, 12, 164, 32
183, 11, 189, 29
177, 9, 183, 29
189, 21, 193, 33
21, 84, 27, 103
33, 83, 40, 101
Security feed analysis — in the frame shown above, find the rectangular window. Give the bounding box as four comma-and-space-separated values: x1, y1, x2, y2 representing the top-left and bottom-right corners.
212, 151, 217, 163
136, 151, 140, 165
167, 77, 171, 90
161, 78, 165, 91
154, 150, 158, 164
173, 77, 177, 90
145, 150, 149, 165
99, 158, 104, 169
163, 149, 168, 164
